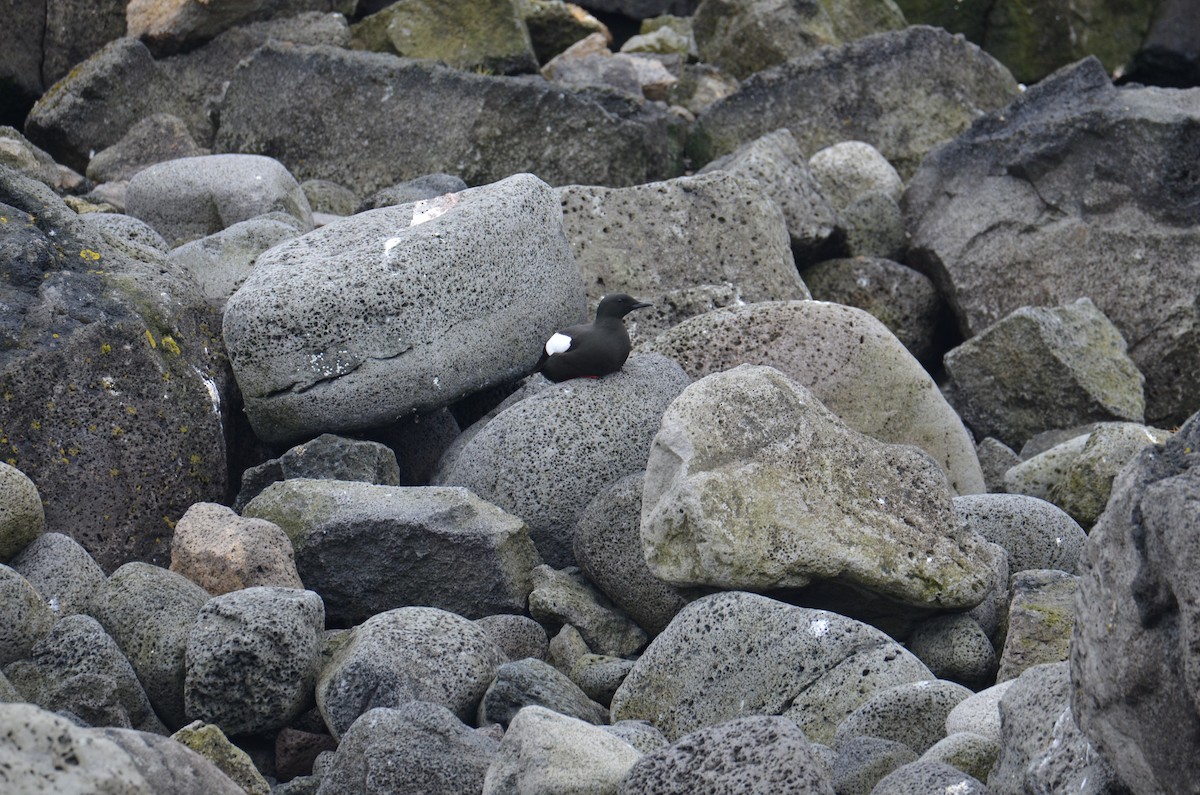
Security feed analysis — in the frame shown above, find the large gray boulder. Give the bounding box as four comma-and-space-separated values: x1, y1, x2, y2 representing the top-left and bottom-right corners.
689, 26, 1020, 178
558, 171, 808, 342
0, 566, 53, 667
618, 715, 836, 794
317, 606, 506, 739
905, 57, 1200, 428
3, 614, 165, 733
0, 463, 43, 563
214, 42, 678, 191
527, 565, 648, 657
184, 587, 324, 736
224, 173, 584, 444
832, 679, 973, 755
0, 702, 154, 794
434, 353, 691, 568
126, 0, 352, 55
996, 570, 1076, 683
10, 532, 107, 618
640, 301, 985, 495
317, 703, 499, 795
482, 705, 642, 795
97, 726, 247, 795
943, 298, 1145, 450
478, 657, 609, 728
694, 128, 844, 263
243, 480, 540, 627
610, 591, 934, 743
92, 562, 211, 730
1071, 409, 1200, 794
124, 154, 312, 247
953, 493, 1087, 575
641, 365, 999, 608
0, 165, 228, 571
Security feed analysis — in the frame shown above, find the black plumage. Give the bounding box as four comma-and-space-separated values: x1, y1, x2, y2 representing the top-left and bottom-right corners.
533, 293, 651, 382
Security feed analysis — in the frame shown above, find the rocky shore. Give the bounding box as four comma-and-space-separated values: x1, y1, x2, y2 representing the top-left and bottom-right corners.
1, 1, 1198, 793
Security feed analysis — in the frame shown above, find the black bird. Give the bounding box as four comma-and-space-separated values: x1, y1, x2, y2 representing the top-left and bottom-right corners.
533, 293, 652, 382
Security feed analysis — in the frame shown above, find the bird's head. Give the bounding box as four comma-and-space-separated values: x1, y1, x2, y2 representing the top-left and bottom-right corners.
596, 293, 652, 319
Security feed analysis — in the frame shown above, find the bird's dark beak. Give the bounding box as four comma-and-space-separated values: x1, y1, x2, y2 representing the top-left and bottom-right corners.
632, 302, 652, 310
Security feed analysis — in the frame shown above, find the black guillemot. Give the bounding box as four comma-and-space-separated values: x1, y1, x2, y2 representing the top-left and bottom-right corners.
533, 293, 652, 382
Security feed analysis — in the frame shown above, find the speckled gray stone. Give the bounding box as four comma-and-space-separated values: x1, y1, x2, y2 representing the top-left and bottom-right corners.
92, 562, 211, 730
945, 680, 1017, 745
808, 141, 904, 208
0, 702, 153, 794
618, 715, 835, 794
245, 480, 541, 627
484, 705, 641, 795
800, 256, 942, 365
125, 154, 312, 247
559, 171, 807, 318
604, 720, 668, 754
641, 365, 1000, 609
832, 679, 973, 755
528, 565, 647, 657
954, 493, 1087, 575
0, 564, 55, 666
184, 587, 324, 736
831, 735, 917, 795
168, 214, 304, 308
640, 300, 985, 495
434, 353, 691, 568
906, 614, 997, 688
920, 732, 999, 785
944, 298, 1146, 450
977, 437, 1020, 493
10, 532, 106, 617
0, 462, 44, 563
1049, 421, 1172, 527
474, 614, 549, 662
1003, 432, 1091, 503
989, 662, 1070, 794
223, 172, 585, 444
611, 591, 933, 743
4, 614, 166, 733
572, 472, 691, 637
697, 129, 842, 261
316, 606, 505, 740
478, 657, 608, 728
317, 703, 499, 795
571, 654, 635, 707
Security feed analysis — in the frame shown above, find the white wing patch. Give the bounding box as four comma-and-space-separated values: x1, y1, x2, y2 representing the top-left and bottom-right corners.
545, 332, 573, 356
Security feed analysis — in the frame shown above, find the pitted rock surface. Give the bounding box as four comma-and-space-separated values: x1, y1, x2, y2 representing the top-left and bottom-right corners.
316, 606, 506, 740
434, 353, 691, 568
184, 587, 324, 736
610, 591, 933, 742
641, 365, 999, 608
223, 173, 585, 444
640, 301, 985, 495
954, 493, 1087, 575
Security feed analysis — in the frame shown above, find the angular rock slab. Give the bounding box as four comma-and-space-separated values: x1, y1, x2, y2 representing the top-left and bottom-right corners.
317, 606, 506, 740
640, 300, 985, 495
1071, 409, 1200, 794
944, 298, 1145, 450
434, 353, 691, 568
610, 591, 934, 742
641, 365, 998, 608
242, 480, 541, 627
905, 57, 1200, 428
689, 25, 1019, 178
223, 173, 584, 444
558, 170, 808, 341
214, 42, 677, 191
